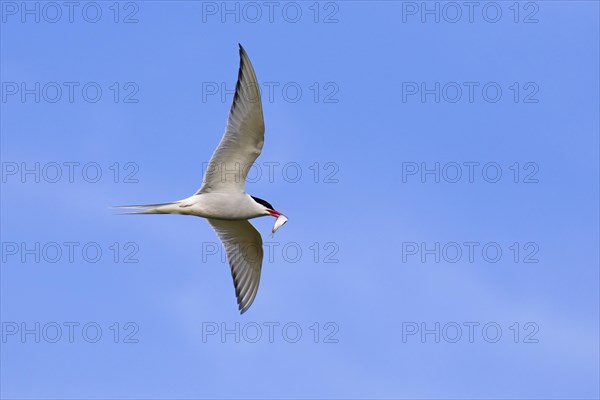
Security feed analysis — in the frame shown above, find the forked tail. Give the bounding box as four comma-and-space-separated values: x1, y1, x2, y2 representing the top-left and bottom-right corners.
112, 202, 180, 215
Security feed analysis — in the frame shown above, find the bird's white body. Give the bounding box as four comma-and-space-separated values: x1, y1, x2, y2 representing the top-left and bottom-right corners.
149, 193, 269, 220
115, 45, 286, 314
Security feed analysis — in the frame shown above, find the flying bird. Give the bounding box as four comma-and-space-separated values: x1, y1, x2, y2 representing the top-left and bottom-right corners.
115, 44, 287, 314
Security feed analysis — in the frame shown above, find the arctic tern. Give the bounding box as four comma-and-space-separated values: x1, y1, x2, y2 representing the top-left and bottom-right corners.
115, 44, 287, 314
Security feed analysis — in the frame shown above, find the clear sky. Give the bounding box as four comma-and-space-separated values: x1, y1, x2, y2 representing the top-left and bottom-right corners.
1, 1, 599, 399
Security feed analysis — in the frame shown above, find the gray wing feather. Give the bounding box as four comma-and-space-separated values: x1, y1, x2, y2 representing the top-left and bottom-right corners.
198, 45, 265, 193
207, 218, 264, 314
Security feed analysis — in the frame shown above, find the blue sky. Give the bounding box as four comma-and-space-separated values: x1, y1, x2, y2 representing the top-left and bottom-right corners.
1, 1, 599, 399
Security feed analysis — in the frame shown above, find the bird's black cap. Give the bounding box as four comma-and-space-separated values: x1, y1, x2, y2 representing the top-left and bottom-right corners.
251, 196, 274, 210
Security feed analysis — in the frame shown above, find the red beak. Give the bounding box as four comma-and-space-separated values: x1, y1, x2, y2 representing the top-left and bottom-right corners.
268, 209, 282, 217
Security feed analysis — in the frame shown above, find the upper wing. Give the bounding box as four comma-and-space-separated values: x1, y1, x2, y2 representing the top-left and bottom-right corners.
207, 218, 264, 314
198, 44, 265, 194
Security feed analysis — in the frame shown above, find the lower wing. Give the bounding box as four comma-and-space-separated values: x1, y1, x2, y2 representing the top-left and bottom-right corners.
207, 218, 264, 314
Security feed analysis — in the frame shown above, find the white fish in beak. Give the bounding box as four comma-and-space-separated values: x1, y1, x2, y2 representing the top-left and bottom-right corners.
272, 214, 288, 235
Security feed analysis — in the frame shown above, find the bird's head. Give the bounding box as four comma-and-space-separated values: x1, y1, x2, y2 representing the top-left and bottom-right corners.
251, 195, 278, 216
251, 195, 288, 233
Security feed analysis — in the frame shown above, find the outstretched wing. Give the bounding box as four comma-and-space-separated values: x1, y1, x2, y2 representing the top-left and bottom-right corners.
207, 218, 264, 314
198, 44, 265, 194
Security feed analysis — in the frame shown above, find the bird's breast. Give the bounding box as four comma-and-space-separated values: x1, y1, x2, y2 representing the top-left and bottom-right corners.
186, 193, 263, 220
